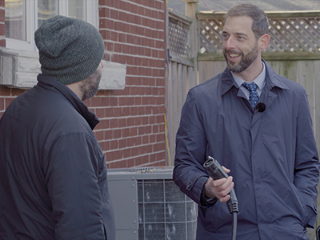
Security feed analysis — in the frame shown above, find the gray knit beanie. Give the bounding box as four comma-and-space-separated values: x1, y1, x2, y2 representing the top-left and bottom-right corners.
35, 15, 104, 85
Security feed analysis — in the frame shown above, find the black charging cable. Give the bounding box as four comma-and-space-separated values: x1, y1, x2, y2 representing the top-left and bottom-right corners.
204, 156, 239, 240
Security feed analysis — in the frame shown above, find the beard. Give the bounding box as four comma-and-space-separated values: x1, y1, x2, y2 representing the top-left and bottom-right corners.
223, 42, 259, 73
80, 68, 102, 101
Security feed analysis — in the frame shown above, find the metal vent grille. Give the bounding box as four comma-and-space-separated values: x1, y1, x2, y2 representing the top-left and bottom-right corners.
138, 179, 197, 240
107, 167, 197, 240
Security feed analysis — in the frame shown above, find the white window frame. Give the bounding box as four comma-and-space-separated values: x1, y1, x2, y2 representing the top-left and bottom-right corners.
1, 0, 126, 90
5, 0, 99, 51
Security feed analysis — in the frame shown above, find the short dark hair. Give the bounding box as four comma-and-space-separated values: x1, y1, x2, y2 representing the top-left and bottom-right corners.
224, 4, 269, 39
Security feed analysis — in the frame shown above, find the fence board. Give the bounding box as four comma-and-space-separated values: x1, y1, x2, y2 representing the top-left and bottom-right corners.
167, 60, 196, 163
309, 60, 320, 240
181, 64, 187, 103
172, 62, 178, 157
296, 61, 316, 120
314, 61, 320, 237
178, 63, 183, 119
166, 62, 172, 162
314, 60, 320, 158
188, 65, 196, 90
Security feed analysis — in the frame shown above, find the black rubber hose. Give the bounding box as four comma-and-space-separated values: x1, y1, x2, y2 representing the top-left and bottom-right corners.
232, 212, 237, 240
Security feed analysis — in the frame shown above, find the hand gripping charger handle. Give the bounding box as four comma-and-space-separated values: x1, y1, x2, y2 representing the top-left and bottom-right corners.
203, 156, 238, 214
203, 156, 239, 240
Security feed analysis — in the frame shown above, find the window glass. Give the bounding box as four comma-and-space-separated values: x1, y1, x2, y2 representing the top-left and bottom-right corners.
68, 0, 86, 21
5, 0, 26, 41
38, 0, 58, 28
4, 0, 96, 50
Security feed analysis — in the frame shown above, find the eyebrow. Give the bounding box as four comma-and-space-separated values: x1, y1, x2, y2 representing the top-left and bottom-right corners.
235, 32, 248, 37
223, 31, 249, 38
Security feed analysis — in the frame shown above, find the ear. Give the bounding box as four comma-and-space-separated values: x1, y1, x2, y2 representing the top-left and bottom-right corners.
258, 34, 270, 51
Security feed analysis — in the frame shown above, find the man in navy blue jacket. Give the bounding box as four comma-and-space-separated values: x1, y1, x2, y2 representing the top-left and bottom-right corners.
173, 4, 320, 240
0, 16, 115, 240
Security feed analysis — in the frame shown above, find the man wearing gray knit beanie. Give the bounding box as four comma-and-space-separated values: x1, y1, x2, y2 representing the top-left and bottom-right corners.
35, 15, 105, 100
0, 15, 115, 240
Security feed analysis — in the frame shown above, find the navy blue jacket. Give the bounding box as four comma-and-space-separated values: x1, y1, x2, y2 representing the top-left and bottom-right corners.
173, 61, 320, 240
0, 75, 115, 240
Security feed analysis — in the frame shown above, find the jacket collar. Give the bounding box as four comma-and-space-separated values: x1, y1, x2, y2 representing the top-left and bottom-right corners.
220, 58, 289, 96
37, 74, 100, 130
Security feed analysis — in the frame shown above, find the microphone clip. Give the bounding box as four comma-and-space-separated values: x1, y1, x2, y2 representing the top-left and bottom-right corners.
254, 102, 266, 113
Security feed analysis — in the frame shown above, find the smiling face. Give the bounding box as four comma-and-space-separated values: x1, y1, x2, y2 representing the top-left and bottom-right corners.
222, 16, 260, 74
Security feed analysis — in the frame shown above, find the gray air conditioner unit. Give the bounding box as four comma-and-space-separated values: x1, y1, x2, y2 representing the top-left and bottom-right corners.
107, 166, 197, 240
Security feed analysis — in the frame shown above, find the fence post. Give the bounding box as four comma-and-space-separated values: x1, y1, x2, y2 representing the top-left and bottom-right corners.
183, 0, 200, 85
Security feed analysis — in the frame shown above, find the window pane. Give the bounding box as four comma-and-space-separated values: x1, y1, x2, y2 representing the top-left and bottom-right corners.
68, 0, 86, 21
5, 0, 26, 40
38, 0, 58, 28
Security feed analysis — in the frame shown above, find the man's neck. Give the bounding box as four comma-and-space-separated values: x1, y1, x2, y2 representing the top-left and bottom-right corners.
66, 81, 83, 100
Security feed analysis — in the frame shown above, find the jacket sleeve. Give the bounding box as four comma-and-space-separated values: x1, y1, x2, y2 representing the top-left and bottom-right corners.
43, 133, 106, 240
173, 89, 213, 207
294, 92, 320, 228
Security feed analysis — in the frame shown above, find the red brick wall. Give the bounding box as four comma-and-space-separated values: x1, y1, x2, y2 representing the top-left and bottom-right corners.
88, 0, 166, 168
0, 0, 167, 168
0, 88, 27, 119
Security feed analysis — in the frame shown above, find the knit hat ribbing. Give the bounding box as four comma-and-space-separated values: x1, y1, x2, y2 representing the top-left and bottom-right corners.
35, 15, 104, 85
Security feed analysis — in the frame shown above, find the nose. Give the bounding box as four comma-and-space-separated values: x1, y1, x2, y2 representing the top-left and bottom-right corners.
224, 36, 235, 50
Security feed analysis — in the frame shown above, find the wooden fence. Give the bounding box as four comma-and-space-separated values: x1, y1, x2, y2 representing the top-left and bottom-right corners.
167, 5, 320, 239
166, 9, 196, 164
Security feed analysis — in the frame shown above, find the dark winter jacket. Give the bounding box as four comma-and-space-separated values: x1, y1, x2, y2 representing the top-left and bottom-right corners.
173, 60, 320, 240
0, 74, 115, 240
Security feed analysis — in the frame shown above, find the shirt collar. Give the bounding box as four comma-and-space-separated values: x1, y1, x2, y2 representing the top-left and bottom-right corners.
219, 59, 289, 97
231, 62, 266, 91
